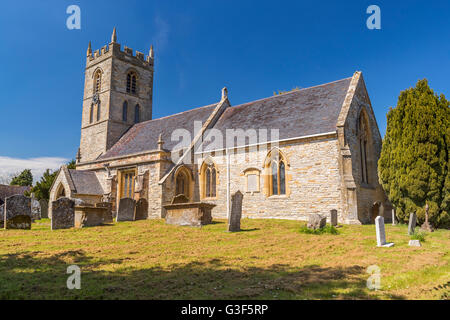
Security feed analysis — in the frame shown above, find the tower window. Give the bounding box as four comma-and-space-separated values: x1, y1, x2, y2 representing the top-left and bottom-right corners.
122, 101, 128, 122
89, 104, 94, 124
126, 72, 138, 94
94, 70, 102, 93
134, 104, 140, 123
96, 101, 101, 122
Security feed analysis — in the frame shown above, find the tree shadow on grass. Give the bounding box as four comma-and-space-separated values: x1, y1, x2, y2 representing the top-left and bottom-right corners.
0, 251, 405, 300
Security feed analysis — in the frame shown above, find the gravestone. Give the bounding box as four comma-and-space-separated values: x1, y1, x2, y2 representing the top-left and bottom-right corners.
51, 197, 75, 230
95, 202, 113, 223
392, 208, 397, 225
409, 240, 421, 247
375, 216, 394, 247
408, 212, 417, 235
39, 199, 49, 219
420, 203, 434, 232
307, 214, 327, 230
116, 198, 136, 222
135, 198, 149, 220
228, 191, 243, 232
330, 209, 338, 227
4, 195, 32, 229
31, 197, 41, 221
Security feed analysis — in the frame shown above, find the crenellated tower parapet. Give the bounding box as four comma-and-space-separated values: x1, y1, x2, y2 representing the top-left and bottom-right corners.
79, 27, 155, 163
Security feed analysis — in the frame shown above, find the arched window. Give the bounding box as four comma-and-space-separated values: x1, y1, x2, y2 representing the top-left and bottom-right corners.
96, 101, 101, 122
134, 104, 140, 123
359, 112, 369, 184
126, 72, 137, 94
94, 70, 102, 93
175, 168, 190, 198
264, 149, 288, 197
202, 163, 217, 198
122, 101, 128, 122
89, 104, 94, 124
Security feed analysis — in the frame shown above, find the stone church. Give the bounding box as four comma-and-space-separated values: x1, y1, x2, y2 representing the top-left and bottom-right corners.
49, 29, 390, 224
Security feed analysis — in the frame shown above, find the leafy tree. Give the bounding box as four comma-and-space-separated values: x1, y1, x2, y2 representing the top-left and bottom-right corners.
29, 159, 76, 200
379, 79, 449, 228
30, 169, 58, 201
67, 159, 76, 169
10, 169, 33, 186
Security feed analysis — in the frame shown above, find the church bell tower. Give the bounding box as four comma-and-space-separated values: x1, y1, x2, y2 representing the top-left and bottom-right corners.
78, 28, 154, 163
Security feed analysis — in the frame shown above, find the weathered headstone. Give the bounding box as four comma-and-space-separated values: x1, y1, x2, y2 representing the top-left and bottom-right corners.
116, 198, 136, 222
0, 204, 4, 228
409, 240, 421, 247
375, 216, 394, 247
408, 212, 417, 235
307, 214, 327, 230
95, 202, 113, 223
39, 199, 49, 219
392, 208, 397, 225
135, 198, 149, 220
4, 195, 32, 229
31, 196, 41, 221
330, 209, 338, 227
228, 191, 243, 232
51, 197, 75, 230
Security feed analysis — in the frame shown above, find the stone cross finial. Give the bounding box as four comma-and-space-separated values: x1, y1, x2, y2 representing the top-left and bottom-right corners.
87, 41, 92, 57
222, 87, 228, 100
157, 133, 164, 150
149, 45, 154, 59
111, 27, 117, 43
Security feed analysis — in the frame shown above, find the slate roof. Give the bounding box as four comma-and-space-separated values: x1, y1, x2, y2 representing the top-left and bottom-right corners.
99, 103, 219, 160
99, 76, 352, 159
201, 77, 352, 151
67, 169, 104, 195
0, 185, 31, 203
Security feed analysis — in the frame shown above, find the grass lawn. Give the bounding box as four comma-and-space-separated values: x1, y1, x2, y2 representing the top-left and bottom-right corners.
0, 218, 448, 300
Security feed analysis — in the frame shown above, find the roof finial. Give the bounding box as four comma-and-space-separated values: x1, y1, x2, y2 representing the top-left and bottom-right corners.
87, 41, 92, 57
221, 87, 228, 100
111, 27, 117, 43
157, 133, 164, 150
149, 45, 154, 59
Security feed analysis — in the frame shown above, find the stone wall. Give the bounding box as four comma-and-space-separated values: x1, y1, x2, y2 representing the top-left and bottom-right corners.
169, 136, 345, 222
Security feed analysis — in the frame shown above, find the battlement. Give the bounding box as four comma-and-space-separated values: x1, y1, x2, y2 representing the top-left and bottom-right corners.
86, 28, 154, 68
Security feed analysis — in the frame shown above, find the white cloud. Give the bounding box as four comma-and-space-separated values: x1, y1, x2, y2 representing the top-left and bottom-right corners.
153, 15, 170, 52
0, 156, 68, 184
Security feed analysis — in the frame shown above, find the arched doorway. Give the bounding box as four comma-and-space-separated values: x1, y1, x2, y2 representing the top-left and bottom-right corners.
371, 202, 380, 223
56, 183, 66, 199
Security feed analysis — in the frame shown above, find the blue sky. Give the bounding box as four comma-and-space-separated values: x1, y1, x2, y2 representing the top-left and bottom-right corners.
0, 0, 449, 180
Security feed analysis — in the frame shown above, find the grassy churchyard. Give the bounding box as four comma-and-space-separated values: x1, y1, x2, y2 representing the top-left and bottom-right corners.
0, 218, 448, 300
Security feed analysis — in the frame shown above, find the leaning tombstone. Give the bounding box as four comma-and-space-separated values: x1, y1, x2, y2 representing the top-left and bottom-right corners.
135, 198, 149, 220
375, 216, 394, 247
330, 209, 338, 227
39, 199, 49, 219
228, 191, 243, 232
408, 212, 417, 235
51, 197, 75, 230
4, 195, 32, 230
116, 198, 136, 222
